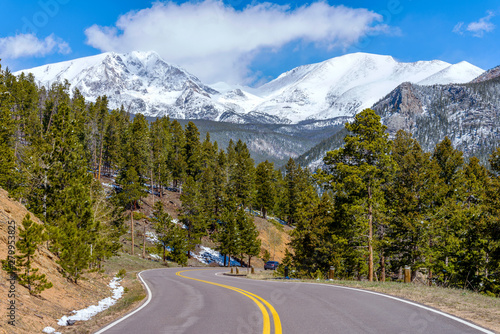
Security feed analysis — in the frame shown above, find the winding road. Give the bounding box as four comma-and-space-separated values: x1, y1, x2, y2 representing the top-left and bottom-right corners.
95, 268, 494, 334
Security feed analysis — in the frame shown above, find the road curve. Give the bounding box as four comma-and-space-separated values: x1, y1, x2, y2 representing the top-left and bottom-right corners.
96, 268, 494, 334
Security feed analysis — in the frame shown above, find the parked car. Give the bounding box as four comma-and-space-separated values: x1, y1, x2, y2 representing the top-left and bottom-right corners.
264, 261, 279, 270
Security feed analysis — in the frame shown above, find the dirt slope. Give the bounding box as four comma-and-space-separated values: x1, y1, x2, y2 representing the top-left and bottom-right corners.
0, 188, 112, 334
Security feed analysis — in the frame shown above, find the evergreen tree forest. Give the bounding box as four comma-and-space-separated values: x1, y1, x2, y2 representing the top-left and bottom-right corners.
0, 64, 269, 276
1, 63, 499, 296
300, 109, 500, 296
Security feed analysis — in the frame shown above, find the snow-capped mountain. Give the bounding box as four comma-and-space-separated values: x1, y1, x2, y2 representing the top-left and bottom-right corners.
16, 51, 484, 124
251, 53, 483, 123
296, 69, 500, 169
15, 51, 230, 119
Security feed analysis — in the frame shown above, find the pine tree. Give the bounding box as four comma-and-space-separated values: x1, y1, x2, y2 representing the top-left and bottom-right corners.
255, 161, 276, 219
212, 149, 228, 225
152, 201, 175, 262
284, 158, 304, 225
229, 140, 254, 208
169, 120, 186, 188
216, 203, 241, 266
104, 107, 130, 174
237, 208, 261, 268
150, 116, 172, 197
0, 64, 18, 191
127, 113, 150, 180
40, 92, 95, 282
15, 214, 53, 295
179, 176, 207, 256
485, 148, 500, 295
116, 167, 146, 255
429, 137, 465, 283
185, 121, 202, 180
318, 109, 394, 281
386, 130, 442, 278
452, 157, 490, 290
169, 225, 188, 266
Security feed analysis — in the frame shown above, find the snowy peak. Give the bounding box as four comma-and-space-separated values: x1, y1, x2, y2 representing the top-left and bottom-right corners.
15, 51, 485, 123
16, 51, 220, 117
418, 61, 484, 85
249, 53, 483, 123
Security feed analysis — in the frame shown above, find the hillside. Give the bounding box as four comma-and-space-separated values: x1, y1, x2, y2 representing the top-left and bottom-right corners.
0, 188, 112, 334
116, 185, 292, 267
171, 117, 346, 166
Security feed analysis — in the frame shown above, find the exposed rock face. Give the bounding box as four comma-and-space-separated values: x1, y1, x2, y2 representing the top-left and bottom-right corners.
375, 82, 424, 134
374, 79, 500, 162
471, 65, 500, 83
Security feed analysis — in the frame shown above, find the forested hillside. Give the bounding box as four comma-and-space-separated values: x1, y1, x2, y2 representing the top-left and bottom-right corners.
288, 109, 500, 296
0, 63, 306, 278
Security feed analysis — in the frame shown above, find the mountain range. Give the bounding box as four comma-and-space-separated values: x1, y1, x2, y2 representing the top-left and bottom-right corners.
297, 66, 500, 168
16, 51, 498, 167
15, 51, 484, 125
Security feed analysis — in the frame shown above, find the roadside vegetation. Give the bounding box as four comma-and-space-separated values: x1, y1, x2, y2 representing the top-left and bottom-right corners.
249, 269, 500, 333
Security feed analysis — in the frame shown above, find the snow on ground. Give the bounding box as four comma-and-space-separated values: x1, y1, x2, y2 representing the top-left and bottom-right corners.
56, 276, 124, 326
146, 231, 240, 266
42, 327, 60, 334
192, 246, 241, 266
149, 253, 161, 260
145, 231, 159, 243
101, 182, 120, 189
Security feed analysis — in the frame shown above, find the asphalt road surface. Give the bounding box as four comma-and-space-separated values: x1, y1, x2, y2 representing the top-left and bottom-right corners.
96, 268, 494, 334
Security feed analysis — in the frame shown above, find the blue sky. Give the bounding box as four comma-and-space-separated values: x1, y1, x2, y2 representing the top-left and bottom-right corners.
1, 0, 499, 85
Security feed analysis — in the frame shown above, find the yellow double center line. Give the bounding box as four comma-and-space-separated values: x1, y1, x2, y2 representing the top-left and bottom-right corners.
176, 269, 282, 334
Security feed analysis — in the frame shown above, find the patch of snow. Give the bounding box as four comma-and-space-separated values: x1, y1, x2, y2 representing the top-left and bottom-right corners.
42, 327, 61, 334
192, 246, 241, 266
149, 253, 161, 260
101, 182, 120, 189
145, 231, 159, 244
57, 276, 124, 326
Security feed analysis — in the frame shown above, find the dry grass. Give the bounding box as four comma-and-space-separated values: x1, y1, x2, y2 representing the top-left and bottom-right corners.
248, 270, 500, 333
253, 216, 292, 267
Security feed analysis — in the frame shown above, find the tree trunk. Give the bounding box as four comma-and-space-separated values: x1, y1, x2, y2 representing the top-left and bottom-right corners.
368, 185, 373, 282
381, 255, 386, 282
131, 204, 135, 256
142, 221, 146, 259
97, 138, 103, 181
151, 169, 154, 207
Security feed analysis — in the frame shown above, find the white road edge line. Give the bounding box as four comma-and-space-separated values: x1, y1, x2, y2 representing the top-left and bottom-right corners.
94, 269, 157, 334
247, 278, 494, 334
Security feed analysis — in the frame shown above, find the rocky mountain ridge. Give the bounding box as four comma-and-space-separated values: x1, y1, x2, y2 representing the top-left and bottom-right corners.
297, 72, 500, 168
16, 51, 484, 125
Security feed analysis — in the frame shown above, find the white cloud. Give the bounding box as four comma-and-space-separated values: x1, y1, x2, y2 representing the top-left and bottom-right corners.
0, 33, 71, 59
452, 22, 464, 35
467, 11, 495, 37
84, 1, 391, 84
454, 11, 496, 37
